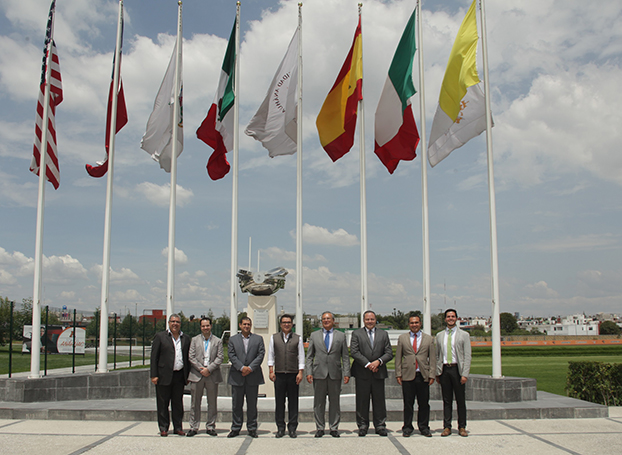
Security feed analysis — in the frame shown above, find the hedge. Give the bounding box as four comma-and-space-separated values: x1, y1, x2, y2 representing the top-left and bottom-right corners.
566, 361, 622, 406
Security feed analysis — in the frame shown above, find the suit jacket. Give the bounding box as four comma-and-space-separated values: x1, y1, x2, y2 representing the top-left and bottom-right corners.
150, 330, 191, 386
188, 333, 224, 383
435, 327, 472, 378
350, 327, 393, 380
227, 333, 265, 387
395, 331, 436, 382
305, 329, 351, 380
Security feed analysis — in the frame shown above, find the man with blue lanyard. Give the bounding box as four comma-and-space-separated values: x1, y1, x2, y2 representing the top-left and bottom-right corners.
187, 317, 224, 437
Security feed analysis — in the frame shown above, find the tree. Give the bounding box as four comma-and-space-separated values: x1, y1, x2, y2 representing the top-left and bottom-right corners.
431, 312, 444, 333
470, 324, 488, 337
118, 313, 139, 339
500, 312, 519, 335
599, 320, 621, 335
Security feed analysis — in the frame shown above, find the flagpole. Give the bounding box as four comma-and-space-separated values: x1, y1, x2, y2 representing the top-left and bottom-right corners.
230, 2, 241, 335
357, 3, 369, 327
97, 0, 124, 373
166, 1, 183, 323
30, 2, 57, 379
479, 0, 501, 378
416, 0, 431, 334
295, 3, 304, 335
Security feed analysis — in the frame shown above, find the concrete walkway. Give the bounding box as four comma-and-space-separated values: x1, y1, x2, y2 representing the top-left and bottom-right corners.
1, 407, 621, 455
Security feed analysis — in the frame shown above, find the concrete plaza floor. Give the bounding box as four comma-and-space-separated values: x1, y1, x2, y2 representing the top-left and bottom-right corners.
1, 408, 621, 455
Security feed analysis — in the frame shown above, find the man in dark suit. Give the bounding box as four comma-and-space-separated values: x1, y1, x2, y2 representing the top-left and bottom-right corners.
350, 310, 393, 437
227, 316, 265, 438
305, 311, 350, 438
150, 313, 191, 437
186, 317, 223, 437
396, 314, 436, 437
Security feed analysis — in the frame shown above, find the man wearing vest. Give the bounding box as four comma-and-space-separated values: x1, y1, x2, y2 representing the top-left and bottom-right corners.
268, 314, 305, 438
436, 308, 471, 437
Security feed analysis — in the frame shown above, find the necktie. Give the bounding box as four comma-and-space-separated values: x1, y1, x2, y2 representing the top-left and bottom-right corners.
324, 331, 330, 351
413, 334, 418, 371
447, 330, 453, 364
368, 330, 374, 348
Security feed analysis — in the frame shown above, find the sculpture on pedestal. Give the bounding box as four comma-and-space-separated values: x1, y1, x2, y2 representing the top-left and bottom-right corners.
237, 267, 288, 296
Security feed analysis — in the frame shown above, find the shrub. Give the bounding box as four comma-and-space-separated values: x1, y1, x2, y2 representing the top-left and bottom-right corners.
566, 361, 622, 406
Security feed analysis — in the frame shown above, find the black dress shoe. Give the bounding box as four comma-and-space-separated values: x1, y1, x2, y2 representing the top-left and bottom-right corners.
376, 428, 388, 437
186, 429, 197, 437
228, 430, 240, 438
248, 430, 258, 438
421, 430, 432, 437
275, 429, 285, 438
315, 430, 324, 438
206, 429, 217, 437
402, 431, 411, 438
330, 430, 340, 438
358, 429, 367, 437
289, 430, 297, 438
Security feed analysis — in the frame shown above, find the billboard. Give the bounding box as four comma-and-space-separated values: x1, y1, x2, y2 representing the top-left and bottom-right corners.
22, 325, 86, 354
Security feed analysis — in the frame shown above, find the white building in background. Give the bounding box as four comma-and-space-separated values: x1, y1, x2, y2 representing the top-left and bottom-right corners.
536, 313, 600, 336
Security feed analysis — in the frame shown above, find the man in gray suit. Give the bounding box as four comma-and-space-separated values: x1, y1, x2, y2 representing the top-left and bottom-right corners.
436, 308, 471, 437
396, 314, 436, 437
227, 317, 265, 438
305, 311, 350, 438
187, 317, 223, 437
350, 310, 393, 437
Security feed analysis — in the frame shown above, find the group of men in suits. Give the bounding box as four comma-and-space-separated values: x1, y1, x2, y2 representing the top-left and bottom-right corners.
150, 308, 472, 439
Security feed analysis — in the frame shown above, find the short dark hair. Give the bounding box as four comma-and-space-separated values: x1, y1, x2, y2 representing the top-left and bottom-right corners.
363, 310, 376, 319
280, 314, 294, 324
239, 316, 252, 324
200, 317, 212, 325
409, 315, 421, 324
444, 308, 458, 318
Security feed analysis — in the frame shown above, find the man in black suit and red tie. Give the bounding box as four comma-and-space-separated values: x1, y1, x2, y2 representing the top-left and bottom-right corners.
150, 314, 191, 437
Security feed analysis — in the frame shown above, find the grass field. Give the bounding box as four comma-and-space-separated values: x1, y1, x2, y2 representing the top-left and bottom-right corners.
0, 345, 147, 375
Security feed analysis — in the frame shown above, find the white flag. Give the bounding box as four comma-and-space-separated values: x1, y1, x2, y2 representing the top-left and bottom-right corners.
245, 27, 298, 157
140, 39, 183, 172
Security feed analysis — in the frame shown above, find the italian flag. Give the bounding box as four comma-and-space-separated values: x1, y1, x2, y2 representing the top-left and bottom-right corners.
197, 18, 236, 180
374, 9, 420, 174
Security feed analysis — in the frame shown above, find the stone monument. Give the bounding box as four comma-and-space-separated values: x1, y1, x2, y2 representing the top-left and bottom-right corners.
237, 267, 288, 397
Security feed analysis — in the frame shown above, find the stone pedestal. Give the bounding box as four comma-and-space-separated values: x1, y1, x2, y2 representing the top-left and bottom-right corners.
245, 295, 277, 397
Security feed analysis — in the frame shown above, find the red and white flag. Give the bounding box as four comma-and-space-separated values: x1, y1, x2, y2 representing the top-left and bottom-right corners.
30, 0, 63, 190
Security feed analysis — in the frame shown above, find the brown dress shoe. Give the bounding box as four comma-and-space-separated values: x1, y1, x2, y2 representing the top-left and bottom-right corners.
441, 428, 452, 437
459, 428, 468, 437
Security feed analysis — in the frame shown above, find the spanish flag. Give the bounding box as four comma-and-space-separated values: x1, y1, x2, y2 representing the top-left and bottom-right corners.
316, 17, 363, 162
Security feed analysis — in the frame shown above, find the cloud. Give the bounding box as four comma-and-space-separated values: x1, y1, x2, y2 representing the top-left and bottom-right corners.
161, 247, 188, 264
129, 182, 194, 207
519, 234, 619, 253
90, 265, 141, 284
261, 246, 327, 263
291, 223, 359, 246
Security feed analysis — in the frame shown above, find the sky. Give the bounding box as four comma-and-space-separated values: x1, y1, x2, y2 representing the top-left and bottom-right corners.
1, 0, 621, 321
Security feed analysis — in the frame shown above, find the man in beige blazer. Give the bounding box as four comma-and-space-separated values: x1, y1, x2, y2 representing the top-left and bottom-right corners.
187, 317, 223, 437
396, 314, 436, 437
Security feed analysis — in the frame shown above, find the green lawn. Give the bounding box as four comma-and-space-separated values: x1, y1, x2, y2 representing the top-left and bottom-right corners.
469, 346, 622, 396
0, 345, 148, 375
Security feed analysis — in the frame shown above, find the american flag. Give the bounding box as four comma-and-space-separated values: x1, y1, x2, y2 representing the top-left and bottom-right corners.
30, 0, 63, 190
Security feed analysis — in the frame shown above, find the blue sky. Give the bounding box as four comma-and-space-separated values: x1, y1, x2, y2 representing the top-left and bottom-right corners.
1, 0, 621, 319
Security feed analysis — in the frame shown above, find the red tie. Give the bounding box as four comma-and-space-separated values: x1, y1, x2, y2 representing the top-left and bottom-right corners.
413, 335, 418, 371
